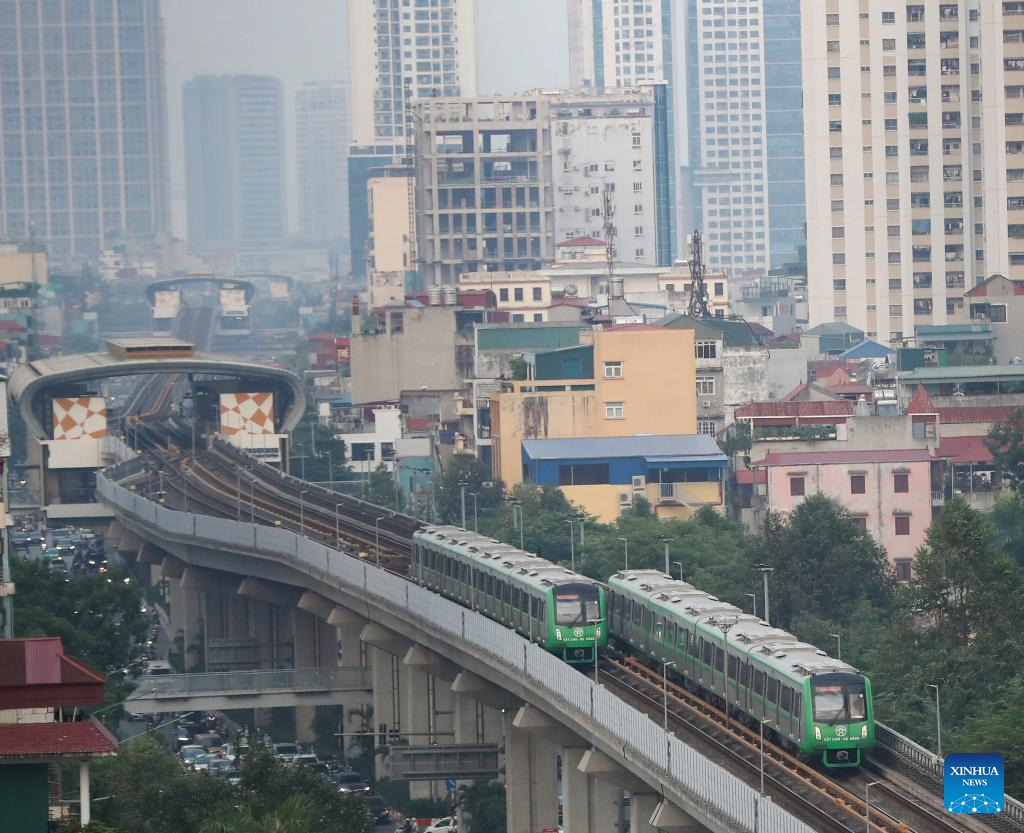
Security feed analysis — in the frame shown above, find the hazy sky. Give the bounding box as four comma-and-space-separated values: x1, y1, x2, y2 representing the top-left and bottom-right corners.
163, 0, 568, 235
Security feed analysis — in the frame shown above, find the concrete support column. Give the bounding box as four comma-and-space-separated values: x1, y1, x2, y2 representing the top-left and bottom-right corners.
337, 622, 366, 669
293, 609, 318, 743
371, 647, 399, 780
315, 618, 338, 670
503, 710, 559, 833
79, 761, 91, 826
561, 747, 620, 833
336, 619, 369, 758
629, 793, 659, 833
402, 662, 432, 800
453, 693, 481, 744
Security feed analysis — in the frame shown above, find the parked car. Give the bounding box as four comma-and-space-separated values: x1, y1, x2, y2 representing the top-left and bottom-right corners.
273, 742, 300, 761
291, 754, 320, 768
424, 818, 457, 833
332, 771, 371, 794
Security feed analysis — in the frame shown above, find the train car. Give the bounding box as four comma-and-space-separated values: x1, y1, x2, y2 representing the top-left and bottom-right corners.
412, 525, 607, 664
608, 570, 875, 767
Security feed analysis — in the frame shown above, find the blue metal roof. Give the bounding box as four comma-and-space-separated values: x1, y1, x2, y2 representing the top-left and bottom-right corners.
521, 434, 726, 464
840, 339, 896, 359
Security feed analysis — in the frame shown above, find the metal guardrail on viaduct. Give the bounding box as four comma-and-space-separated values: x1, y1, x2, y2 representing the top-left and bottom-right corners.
98, 474, 814, 833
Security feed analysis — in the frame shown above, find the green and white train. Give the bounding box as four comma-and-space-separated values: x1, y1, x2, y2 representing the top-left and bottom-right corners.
411, 525, 608, 664
608, 570, 875, 767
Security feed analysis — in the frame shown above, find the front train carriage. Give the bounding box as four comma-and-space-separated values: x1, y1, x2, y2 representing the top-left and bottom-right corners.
411, 525, 607, 664
608, 570, 875, 768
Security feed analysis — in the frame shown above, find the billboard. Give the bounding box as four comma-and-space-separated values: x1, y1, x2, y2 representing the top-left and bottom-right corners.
52, 397, 107, 440
153, 290, 180, 320
219, 288, 248, 316
270, 280, 290, 300
219, 392, 274, 437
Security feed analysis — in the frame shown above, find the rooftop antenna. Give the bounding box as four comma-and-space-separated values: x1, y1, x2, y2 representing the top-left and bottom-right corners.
603, 188, 617, 294
403, 77, 418, 277
687, 229, 711, 318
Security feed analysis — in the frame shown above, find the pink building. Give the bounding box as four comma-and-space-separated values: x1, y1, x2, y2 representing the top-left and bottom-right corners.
749, 449, 939, 581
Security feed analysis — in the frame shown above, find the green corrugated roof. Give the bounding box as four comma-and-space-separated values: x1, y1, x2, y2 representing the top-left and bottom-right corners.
476, 324, 587, 351
899, 365, 1024, 382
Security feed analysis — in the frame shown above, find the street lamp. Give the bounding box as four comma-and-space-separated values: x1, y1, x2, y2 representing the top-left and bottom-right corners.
865, 781, 880, 833
459, 481, 468, 529
469, 492, 479, 532
375, 516, 385, 567
673, 560, 684, 582
566, 519, 576, 571
747, 593, 758, 619
299, 490, 308, 536
326, 451, 334, 492
618, 537, 629, 570
296, 443, 306, 481
660, 538, 671, 575
830, 633, 842, 661
335, 503, 344, 550
760, 718, 773, 796
927, 683, 942, 759
662, 660, 677, 729
710, 614, 739, 729
590, 617, 604, 683
755, 565, 774, 625
510, 501, 524, 550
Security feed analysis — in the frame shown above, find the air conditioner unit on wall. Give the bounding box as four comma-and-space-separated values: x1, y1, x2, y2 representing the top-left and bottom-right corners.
618, 492, 632, 506
631, 475, 646, 490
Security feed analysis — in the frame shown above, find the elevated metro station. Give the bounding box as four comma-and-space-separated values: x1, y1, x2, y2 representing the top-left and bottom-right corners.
147, 273, 296, 337
8, 336, 306, 522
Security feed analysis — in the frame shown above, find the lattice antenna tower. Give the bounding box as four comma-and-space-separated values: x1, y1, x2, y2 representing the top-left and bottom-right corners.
603, 188, 617, 289
687, 229, 711, 318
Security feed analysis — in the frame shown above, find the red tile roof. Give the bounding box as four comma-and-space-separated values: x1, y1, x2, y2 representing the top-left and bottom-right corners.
0, 638, 105, 709
735, 400, 855, 418
556, 236, 605, 248
937, 435, 993, 464
0, 319, 26, 331
907, 384, 935, 414
753, 448, 933, 466
964, 274, 1024, 297
0, 719, 117, 758
938, 406, 1019, 424
735, 469, 767, 485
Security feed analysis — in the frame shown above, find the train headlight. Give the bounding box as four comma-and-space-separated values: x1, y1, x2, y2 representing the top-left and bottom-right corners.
861, 725, 868, 738
814, 726, 821, 741
555, 629, 562, 641
595, 626, 601, 638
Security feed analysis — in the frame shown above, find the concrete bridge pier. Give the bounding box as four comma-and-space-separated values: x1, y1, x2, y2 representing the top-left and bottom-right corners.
361, 623, 411, 779
504, 706, 560, 833
292, 607, 336, 744
329, 607, 370, 758
402, 646, 459, 800
561, 745, 622, 833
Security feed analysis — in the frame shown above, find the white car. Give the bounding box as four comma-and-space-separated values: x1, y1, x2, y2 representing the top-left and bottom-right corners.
424, 818, 457, 833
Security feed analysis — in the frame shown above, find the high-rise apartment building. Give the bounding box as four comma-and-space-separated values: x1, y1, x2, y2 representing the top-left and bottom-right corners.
295, 81, 350, 248
183, 75, 285, 255
0, 0, 170, 261
414, 96, 555, 285
347, 0, 478, 278
802, 2, 1021, 342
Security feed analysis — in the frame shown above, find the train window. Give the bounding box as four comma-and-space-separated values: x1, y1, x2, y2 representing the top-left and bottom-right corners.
793, 693, 802, 717
485, 575, 493, 596
766, 678, 779, 704
688, 632, 700, 659
753, 670, 765, 696
512, 588, 521, 612
728, 655, 739, 680
739, 663, 750, 688
849, 683, 867, 720
520, 591, 529, 613
612, 593, 622, 617
714, 647, 724, 672
622, 599, 632, 624
780, 687, 793, 713
702, 640, 713, 666
644, 608, 654, 634
539, 601, 546, 623
632, 602, 643, 625
668, 622, 678, 649
445, 556, 452, 577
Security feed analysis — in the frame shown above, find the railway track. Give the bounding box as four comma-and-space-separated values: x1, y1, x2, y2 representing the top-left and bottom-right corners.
116, 412, 1021, 833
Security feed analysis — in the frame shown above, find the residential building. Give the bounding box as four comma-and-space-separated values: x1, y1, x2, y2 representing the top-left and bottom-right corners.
801, 1, 1024, 342
295, 81, 350, 248
183, 75, 286, 255
551, 88, 674, 266
413, 95, 555, 285
521, 434, 727, 522
350, 291, 498, 405
490, 324, 698, 486
657, 265, 731, 319
896, 364, 1024, 410
367, 170, 413, 274
459, 271, 554, 322
748, 448, 935, 575
0, 0, 170, 261
0, 241, 45, 363
335, 406, 429, 477
731, 276, 801, 334
965, 273, 1024, 362
346, 0, 477, 278
800, 322, 865, 356
0, 637, 116, 830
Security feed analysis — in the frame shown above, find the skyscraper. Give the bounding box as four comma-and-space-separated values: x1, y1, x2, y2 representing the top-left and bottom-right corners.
295, 80, 350, 249
802, 1, 1020, 342
183, 75, 285, 255
0, 0, 170, 261
347, 0, 478, 278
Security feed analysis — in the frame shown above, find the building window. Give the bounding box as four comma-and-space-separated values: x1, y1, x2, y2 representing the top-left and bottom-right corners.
893, 472, 909, 492
532, 286, 543, 301
511, 313, 525, 322
696, 340, 717, 360
696, 376, 716, 396
603, 361, 623, 379
605, 401, 624, 419
895, 559, 912, 582
499, 288, 509, 302
895, 514, 911, 535
852, 515, 868, 531
714, 282, 724, 297
697, 419, 717, 436
790, 476, 806, 497
514, 287, 524, 302
850, 474, 866, 494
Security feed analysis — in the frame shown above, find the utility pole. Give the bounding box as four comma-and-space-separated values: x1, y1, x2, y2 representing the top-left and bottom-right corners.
756, 565, 774, 625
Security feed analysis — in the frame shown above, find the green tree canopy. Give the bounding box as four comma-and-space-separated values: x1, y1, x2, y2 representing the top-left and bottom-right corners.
986, 407, 1024, 495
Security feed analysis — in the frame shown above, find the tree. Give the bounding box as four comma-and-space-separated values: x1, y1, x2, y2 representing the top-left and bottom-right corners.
200, 796, 322, 833
762, 495, 895, 630
434, 453, 503, 525
508, 355, 528, 380
365, 462, 402, 511
990, 492, 1024, 567
986, 407, 1024, 495
459, 781, 506, 833
912, 498, 1023, 649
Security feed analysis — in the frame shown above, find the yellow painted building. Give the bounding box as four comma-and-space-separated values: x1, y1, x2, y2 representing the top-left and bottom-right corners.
459, 270, 552, 322
367, 175, 412, 273
491, 324, 698, 488
0, 243, 47, 286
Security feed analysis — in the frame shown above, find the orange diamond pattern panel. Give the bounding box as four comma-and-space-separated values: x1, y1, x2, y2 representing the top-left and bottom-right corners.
219, 392, 275, 436
52, 397, 108, 440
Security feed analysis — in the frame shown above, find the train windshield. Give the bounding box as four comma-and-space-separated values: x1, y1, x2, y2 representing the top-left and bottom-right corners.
554, 584, 601, 626
813, 678, 867, 723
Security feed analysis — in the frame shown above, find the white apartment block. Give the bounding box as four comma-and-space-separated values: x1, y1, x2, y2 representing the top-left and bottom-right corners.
551, 90, 659, 265
347, 0, 477, 147
693, 1, 772, 276
803, 1, 1024, 342
295, 81, 350, 246
569, 0, 674, 89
